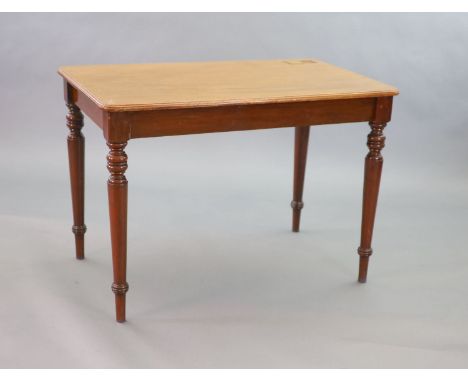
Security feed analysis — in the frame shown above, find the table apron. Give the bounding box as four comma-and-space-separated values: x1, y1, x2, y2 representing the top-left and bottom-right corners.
123, 98, 376, 139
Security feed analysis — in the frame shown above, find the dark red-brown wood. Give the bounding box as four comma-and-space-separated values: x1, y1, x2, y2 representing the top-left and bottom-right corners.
66, 102, 86, 260
291, 126, 310, 232
107, 141, 129, 322
357, 97, 393, 283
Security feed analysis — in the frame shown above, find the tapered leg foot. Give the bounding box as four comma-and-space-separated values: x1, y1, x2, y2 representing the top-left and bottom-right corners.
291, 126, 310, 232
112, 282, 129, 322
107, 142, 129, 322
357, 248, 372, 283
72, 225, 87, 260
67, 103, 86, 260
115, 295, 126, 323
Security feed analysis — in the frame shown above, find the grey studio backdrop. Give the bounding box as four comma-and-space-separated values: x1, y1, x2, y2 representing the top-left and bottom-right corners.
1, 13, 468, 368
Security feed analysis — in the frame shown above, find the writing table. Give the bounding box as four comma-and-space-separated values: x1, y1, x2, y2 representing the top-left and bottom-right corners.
59, 59, 398, 322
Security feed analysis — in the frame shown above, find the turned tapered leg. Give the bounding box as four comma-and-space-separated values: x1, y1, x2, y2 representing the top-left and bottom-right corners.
67, 103, 86, 260
291, 126, 310, 232
357, 120, 386, 283
107, 142, 129, 322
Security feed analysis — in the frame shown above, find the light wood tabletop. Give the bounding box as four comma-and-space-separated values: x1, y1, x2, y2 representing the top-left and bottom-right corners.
59, 59, 398, 111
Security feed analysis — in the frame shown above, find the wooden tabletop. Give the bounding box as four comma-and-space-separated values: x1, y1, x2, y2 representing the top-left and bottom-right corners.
59, 59, 399, 112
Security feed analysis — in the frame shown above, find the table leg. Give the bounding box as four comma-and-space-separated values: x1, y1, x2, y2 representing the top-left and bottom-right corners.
107, 141, 129, 322
67, 103, 86, 260
291, 126, 310, 232
357, 120, 386, 283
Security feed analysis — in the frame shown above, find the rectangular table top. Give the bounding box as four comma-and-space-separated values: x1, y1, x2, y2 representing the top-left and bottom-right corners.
59, 59, 398, 112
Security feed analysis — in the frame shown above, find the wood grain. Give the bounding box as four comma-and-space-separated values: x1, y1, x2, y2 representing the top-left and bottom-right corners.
59, 59, 398, 112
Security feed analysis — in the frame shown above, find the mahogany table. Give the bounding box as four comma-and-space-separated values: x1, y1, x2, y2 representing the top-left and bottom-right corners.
58, 59, 398, 322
